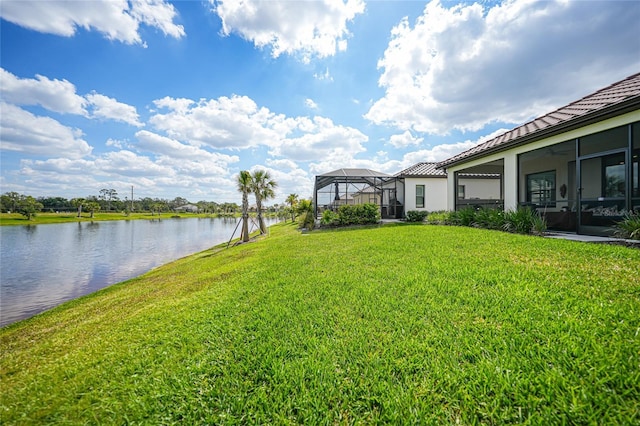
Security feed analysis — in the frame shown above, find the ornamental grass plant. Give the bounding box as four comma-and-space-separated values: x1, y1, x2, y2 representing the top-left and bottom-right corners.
1, 223, 638, 424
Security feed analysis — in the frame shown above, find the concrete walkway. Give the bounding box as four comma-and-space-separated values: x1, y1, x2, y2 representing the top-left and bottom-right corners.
545, 231, 639, 246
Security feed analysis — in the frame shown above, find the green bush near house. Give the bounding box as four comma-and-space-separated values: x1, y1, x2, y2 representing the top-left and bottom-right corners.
613, 212, 640, 240
405, 210, 429, 222
321, 203, 381, 227
425, 206, 546, 236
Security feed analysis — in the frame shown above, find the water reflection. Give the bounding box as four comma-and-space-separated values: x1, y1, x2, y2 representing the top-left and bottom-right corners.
0, 217, 278, 327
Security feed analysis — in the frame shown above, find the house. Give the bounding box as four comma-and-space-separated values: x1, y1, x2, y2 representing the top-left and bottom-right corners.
397, 162, 501, 212
437, 72, 640, 236
174, 204, 199, 213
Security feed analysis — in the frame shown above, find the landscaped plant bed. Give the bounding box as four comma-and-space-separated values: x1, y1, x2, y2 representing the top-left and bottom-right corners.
2, 223, 639, 424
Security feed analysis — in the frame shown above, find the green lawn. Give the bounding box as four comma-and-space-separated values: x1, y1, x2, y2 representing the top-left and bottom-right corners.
1, 223, 639, 424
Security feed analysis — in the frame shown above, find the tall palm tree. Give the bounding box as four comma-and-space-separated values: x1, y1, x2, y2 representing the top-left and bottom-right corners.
286, 193, 299, 222
236, 170, 252, 242
251, 170, 278, 234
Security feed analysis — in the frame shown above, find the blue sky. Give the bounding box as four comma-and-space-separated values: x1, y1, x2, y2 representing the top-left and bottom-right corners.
1, 0, 639, 204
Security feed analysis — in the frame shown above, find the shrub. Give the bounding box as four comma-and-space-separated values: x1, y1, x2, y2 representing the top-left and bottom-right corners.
455, 206, 476, 227
321, 210, 338, 226
426, 207, 546, 236
296, 199, 315, 230
472, 208, 505, 230
426, 211, 453, 225
405, 210, 429, 223
317, 204, 381, 228
503, 207, 546, 235
613, 212, 640, 240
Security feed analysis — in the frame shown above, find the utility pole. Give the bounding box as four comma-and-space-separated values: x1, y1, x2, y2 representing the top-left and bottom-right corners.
131, 186, 134, 211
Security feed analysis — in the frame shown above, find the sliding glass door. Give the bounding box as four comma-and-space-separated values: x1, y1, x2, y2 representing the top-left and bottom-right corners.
576, 125, 632, 235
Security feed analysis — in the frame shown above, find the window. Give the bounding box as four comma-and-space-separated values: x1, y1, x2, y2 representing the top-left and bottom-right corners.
526, 170, 556, 207
603, 153, 625, 198
416, 185, 425, 208
458, 185, 466, 199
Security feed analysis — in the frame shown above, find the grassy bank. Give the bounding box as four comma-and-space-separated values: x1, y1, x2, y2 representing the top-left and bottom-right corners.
1, 223, 639, 423
0, 212, 240, 226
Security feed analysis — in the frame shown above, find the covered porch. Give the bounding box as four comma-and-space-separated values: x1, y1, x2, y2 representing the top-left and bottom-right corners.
444, 122, 640, 236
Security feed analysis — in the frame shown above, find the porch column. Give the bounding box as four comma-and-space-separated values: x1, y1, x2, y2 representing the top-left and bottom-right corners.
447, 169, 456, 211
503, 154, 518, 211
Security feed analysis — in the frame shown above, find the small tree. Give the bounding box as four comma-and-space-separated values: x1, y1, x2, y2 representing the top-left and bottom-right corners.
17, 195, 43, 220
296, 199, 315, 230
84, 201, 101, 218
236, 171, 252, 242
286, 193, 299, 222
250, 170, 278, 234
71, 198, 85, 218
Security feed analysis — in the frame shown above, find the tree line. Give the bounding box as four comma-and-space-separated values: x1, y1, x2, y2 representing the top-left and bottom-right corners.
0, 190, 246, 220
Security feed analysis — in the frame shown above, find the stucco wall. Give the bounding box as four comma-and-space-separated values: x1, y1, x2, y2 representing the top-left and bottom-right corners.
404, 177, 448, 212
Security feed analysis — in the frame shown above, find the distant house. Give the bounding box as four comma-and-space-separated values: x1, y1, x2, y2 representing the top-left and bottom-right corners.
174, 204, 199, 213
437, 72, 640, 236
396, 162, 501, 212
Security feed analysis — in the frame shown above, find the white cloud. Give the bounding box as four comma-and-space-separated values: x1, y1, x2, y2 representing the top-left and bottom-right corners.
149, 95, 294, 149
86, 93, 144, 127
247, 165, 314, 201
305, 98, 319, 110
267, 116, 368, 162
388, 130, 423, 148
213, 0, 365, 62
1, 68, 144, 127
313, 67, 333, 81
365, 0, 640, 135
0, 0, 184, 45
401, 128, 509, 167
135, 130, 239, 176
0, 68, 86, 115
0, 102, 92, 158
95, 150, 172, 177
148, 94, 368, 165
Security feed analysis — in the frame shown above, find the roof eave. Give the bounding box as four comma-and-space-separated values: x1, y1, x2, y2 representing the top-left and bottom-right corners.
436, 96, 640, 169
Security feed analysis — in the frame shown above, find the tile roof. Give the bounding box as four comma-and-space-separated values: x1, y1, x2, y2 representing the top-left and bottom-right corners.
437, 72, 640, 168
318, 168, 391, 178
396, 162, 446, 177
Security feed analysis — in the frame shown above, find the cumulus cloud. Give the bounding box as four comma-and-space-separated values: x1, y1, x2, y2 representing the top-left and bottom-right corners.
267, 116, 368, 162
0, 102, 92, 158
248, 164, 314, 201
388, 130, 423, 148
135, 130, 239, 176
149, 95, 293, 149
0, 68, 86, 115
305, 98, 319, 110
148, 94, 368, 164
86, 93, 144, 127
1, 68, 144, 126
0, 0, 184, 45
401, 128, 509, 167
212, 0, 365, 62
365, 0, 640, 135
95, 150, 172, 177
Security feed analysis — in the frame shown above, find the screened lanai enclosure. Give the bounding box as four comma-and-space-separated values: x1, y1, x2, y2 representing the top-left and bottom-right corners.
313, 169, 405, 219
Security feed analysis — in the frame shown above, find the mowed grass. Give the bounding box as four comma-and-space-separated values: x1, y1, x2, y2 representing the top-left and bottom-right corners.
1, 223, 639, 424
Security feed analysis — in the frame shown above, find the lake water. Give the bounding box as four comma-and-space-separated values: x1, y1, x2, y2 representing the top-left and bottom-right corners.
0, 217, 276, 327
